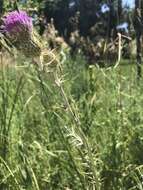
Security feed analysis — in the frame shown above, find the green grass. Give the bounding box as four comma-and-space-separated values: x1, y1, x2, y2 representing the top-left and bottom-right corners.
0, 54, 143, 190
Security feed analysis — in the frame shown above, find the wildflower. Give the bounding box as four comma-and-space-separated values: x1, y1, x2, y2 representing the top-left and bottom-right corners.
3, 11, 32, 40
69, 0, 76, 9
116, 22, 129, 33
2, 10, 56, 70
3, 10, 41, 57
101, 4, 110, 14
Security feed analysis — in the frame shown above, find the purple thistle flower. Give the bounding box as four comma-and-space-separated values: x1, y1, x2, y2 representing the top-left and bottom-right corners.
3, 11, 33, 39
2, 10, 41, 58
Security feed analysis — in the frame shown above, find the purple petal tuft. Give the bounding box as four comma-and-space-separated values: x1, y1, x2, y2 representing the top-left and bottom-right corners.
3, 11, 33, 34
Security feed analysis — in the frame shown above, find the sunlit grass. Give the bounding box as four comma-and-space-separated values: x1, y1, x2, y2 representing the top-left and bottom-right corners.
0, 54, 143, 190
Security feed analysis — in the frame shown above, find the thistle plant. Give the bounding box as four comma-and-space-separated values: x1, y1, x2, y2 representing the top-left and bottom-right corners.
1, 10, 101, 190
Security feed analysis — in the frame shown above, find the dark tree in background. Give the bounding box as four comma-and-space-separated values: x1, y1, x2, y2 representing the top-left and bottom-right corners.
118, 0, 122, 22
134, 0, 143, 78
43, 0, 125, 39
0, 0, 3, 16
44, 0, 69, 37
78, 0, 97, 36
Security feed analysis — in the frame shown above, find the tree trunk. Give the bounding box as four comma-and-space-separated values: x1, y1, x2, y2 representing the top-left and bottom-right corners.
0, 0, 3, 16
134, 0, 142, 79
118, 0, 122, 23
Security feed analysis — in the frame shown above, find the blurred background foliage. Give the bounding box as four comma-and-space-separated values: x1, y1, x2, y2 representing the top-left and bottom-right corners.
1, 0, 135, 65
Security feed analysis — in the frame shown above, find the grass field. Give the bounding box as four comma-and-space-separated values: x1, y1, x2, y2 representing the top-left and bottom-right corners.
0, 53, 143, 190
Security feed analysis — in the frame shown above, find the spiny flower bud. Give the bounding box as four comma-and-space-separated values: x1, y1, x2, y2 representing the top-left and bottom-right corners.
3, 10, 41, 58
3, 11, 32, 40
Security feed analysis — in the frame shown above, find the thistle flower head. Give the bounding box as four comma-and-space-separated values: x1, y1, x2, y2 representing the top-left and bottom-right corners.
2, 10, 42, 58
3, 10, 32, 40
